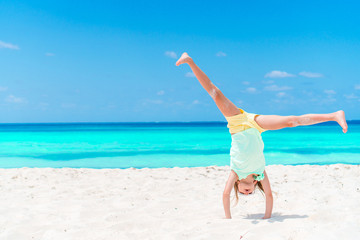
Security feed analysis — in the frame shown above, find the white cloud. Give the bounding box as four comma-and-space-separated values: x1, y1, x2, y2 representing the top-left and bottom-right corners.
242, 81, 250, 85
157, 90, 165, 95
320, 90, 337, 104
216, 51, 227, 57
276, 92, 286, 98
246, 87, 257, 93
192, 100, 200, 104
299, 71, 323, 78
0, 40, 19, 50
5, 94, 26, 103
262, 80, 274, 84
185, 72, 195, 78
0, 86, 8, 91
265, 70, 295, 78
302, 90, 314, 96
45, 52, 55, 56
324, 89, 336, 95
344, 93, 358, 99
174, 101, 184, 106
164, 51, 177, 59
264, 84, 292, 91
355, 84, 360, 90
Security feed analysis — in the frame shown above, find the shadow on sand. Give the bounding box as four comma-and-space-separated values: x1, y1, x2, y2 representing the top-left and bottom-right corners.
244, 212, 308, 224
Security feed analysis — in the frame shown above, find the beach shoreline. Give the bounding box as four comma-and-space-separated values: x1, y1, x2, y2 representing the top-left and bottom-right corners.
1, 164, 359, 239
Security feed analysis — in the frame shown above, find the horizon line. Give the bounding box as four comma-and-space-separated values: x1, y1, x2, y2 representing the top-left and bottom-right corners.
0, 120, 359, 125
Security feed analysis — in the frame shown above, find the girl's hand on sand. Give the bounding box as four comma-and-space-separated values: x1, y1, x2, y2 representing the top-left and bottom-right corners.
223, 216, 232, 219
262, 215, 271, 219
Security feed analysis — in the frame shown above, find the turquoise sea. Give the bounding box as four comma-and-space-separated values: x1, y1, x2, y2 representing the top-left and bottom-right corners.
0, 122, 359, 168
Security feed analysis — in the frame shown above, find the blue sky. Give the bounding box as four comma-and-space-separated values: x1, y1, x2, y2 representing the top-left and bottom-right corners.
1, 1, 359, 123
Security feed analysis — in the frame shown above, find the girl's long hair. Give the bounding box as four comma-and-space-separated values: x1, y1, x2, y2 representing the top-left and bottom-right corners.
233, 180, 264, 205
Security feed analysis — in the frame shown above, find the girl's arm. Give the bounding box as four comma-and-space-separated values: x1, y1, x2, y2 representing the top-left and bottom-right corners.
223, 170, 238, 219
261, 170, 273, 219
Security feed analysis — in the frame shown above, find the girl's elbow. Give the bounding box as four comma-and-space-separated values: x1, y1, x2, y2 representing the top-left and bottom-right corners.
223, 192, 231, 197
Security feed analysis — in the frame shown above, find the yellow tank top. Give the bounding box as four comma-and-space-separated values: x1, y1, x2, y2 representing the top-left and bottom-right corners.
225, 108, 266, 134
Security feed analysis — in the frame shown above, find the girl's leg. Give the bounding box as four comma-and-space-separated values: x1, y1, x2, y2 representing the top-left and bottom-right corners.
176, 52, 241, 117
255, 111, 348, 133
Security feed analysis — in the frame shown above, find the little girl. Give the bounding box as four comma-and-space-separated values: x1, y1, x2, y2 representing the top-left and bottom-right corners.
176, 52, 348, 219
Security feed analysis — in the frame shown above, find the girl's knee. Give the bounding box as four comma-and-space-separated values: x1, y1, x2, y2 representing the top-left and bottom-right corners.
286, 116, 299, 127
287, 115, 312, 127
210, 86, 221, 100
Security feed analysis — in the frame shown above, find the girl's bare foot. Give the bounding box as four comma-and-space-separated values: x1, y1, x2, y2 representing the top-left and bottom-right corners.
176, 52, 193, 66
334, 110, 348, 133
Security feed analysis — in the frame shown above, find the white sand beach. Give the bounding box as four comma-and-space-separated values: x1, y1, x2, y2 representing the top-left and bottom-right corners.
0, 164, 359, 240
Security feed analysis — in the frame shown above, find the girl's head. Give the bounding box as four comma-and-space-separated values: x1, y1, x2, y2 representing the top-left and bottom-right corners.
233, 178, 264, 202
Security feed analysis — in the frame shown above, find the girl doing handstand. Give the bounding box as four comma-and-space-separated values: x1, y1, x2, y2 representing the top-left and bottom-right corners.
176, 52, 348, 219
